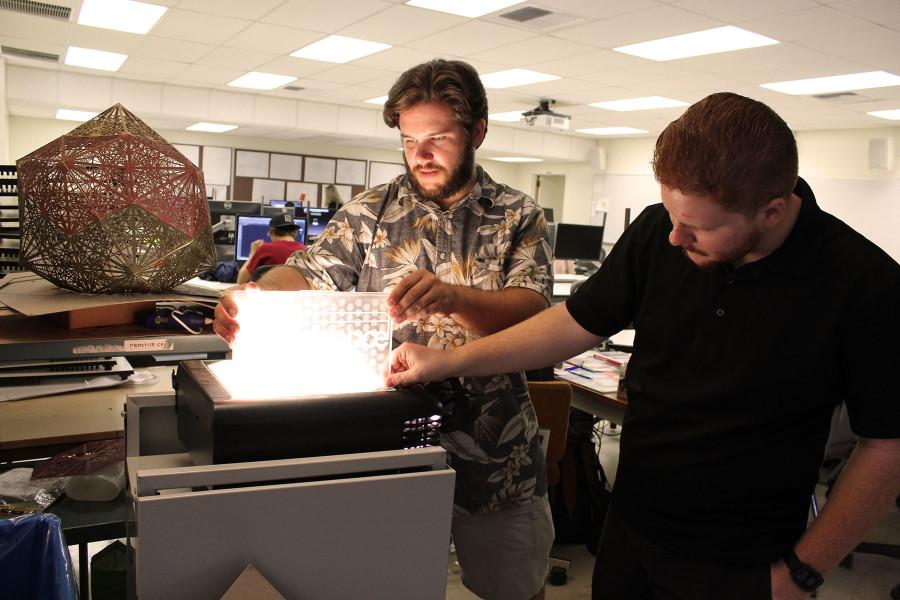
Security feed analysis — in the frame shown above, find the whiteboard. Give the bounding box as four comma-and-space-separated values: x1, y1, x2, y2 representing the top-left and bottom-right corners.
335, 159, 366, 185
236, 150, 269, 178
252, 178, 286, 203
333, 185, 353, 204
368, 161, 405, 187
304, 157, 336, 183
287, 182, 320, 206
173, 144, 200, 167
202, 146, 232, 186
270, 153, 303, 180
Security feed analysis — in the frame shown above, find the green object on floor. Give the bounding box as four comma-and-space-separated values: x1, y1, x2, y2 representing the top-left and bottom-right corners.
90, 540, 127, 600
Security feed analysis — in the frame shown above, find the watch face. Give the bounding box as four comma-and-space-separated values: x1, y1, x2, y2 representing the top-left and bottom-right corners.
793, 565, 824, 592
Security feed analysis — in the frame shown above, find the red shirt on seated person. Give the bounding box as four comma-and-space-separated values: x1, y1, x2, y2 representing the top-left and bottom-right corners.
236, 213, 305, 284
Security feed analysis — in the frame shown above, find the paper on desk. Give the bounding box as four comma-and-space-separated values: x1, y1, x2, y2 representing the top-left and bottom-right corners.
0, 272, 215, 317
0, 374, 126, 401
555, 368, 619, 393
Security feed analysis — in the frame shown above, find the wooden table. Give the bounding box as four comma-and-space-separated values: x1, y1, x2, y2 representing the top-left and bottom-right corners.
0, 366, 175, 461
563, 378, 628, 425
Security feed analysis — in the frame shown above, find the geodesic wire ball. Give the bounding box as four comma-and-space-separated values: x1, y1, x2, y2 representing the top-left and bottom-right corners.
16, 103, 216, 293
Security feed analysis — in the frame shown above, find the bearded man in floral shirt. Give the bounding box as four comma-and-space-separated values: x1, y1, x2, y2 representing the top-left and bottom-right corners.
215, 59, 554, 600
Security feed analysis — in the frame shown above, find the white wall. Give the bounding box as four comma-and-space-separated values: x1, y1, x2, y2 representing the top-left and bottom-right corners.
504, 161, 599, 224
593, 128, 900, 262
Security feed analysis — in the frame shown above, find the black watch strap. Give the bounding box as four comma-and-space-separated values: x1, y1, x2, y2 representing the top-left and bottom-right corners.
783, 547, 824, 592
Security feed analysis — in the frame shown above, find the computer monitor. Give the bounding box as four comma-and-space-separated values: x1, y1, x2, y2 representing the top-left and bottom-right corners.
542, 207, 555, 223
235, 215, 307, 261
208, 200, 261, 219
261, 205, 301, 218
553, 223, 605, 261
268, 199, 289, 207
306, 208, 335, 239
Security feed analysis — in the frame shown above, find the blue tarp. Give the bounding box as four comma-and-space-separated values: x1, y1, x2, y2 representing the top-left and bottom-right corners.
0, 513, 78, 599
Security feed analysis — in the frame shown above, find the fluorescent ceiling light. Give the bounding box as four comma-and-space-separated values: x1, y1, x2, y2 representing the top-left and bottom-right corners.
77, 0, 167, 34
228, 72, 297, 90
614, 26, 778, 61
405, 0, 523, 18
868, 109, 900, 121
760, 71, 900, 95
590, 96, 688, 111
577, 127, 648, 136
365, 95, 389, 105
186, 122, 238, 133
488, 157, 543, 163
481, 69, 560, 89
64, 46, 128, 71
56, 109, 99, 122
290, 35, 391, 63
489, 111, 525, 122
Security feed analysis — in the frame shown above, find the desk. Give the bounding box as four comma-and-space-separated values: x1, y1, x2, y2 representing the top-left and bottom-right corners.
0, 366, 175, 461
565, 378, 628, 425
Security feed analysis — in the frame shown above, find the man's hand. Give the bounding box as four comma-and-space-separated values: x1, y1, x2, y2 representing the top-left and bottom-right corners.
387, 342, 455, 387
213, 282, 258, 345
249, 239, 264, 255
769, 560, 813, 600
387, 269, 456, 323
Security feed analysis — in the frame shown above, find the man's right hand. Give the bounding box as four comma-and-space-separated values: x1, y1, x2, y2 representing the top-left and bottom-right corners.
213, 282, 257, 345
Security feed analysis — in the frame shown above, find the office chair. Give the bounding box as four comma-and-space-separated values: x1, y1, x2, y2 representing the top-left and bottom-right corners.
528, 381, 573, 586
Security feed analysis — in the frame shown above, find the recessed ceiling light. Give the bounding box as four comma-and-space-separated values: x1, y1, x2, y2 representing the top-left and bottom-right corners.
576, 127, 648, 136
481, 69, 560, 89
365, 95, 389, 105
489, 111, 525, 122
290, 35, 391, 63
590, 96, 689, 111
56, 109, 99, 122
488, 157, 544, 163
77, 0, 167, 35
405, 0, 523, 18
228, 72, 297, 90
186, 122, 238, 133
614, 26, 778, 61
760, 71, 900, 95
868, 109, 900, 121
64, 46, 128, 71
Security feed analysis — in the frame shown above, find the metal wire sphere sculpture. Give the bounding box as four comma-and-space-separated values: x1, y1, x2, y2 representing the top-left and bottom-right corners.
16, 104, 216, 293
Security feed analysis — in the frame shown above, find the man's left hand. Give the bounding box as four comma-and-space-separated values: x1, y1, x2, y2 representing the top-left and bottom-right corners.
770, 561, 812, 600
388, 268, 457, 322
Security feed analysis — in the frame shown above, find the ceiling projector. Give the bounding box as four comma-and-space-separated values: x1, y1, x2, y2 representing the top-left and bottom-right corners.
521, 99, 571, 131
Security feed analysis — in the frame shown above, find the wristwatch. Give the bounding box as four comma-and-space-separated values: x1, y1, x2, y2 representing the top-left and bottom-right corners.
783, 547, 824, 592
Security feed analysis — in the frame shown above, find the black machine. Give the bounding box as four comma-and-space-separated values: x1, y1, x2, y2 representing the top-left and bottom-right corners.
175, 360, 442, 465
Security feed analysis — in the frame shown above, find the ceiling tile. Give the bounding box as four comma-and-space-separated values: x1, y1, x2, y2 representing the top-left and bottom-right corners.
351, 46, 440, 71
256, 56, 333, 79
740, 6, 872, 42
536, 0, 662, 21
260, 0, 392, 33
469, 36, 596, 67
174, 0, 286, 20
794, 23, 900, 62
134, 37, 215, 63
195, 46, 278, 71
118, 56, 190, 80
68, 26, 145, 55
312, 64, 394, 85
551, 4, 721, 48
671, 0, 817, 23
225, 23, 323, 55
339, 5, 466, 45
171, 64, 245, 86
528, 48, 646, 77
0, 12, 69, 41
406, 21, 537, 56
828, 0, 900, 27
151, 9, 251, 46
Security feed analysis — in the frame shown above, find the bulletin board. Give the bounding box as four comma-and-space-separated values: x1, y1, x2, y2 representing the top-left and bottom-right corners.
232, 149, 367, 207
368, 161, 405, 187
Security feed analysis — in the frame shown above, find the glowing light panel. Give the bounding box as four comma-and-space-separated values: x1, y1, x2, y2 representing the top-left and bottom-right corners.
211, 290, 393, 399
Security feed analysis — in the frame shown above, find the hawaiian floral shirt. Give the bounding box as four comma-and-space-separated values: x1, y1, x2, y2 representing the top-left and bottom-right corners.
286, 166, 553, 515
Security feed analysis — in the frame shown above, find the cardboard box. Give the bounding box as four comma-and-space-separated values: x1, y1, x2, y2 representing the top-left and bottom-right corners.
220, 564, 286, 600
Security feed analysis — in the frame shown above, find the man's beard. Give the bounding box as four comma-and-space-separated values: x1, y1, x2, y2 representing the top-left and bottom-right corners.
683, 226, 763, 273
405, 142, 475, 203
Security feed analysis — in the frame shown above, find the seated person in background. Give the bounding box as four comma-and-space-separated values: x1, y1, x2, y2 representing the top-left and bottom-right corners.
324, 184, 343, 209
235, 213, 305, 284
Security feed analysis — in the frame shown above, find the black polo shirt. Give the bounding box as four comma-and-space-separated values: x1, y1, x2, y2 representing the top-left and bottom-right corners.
566, 177, 900, 565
